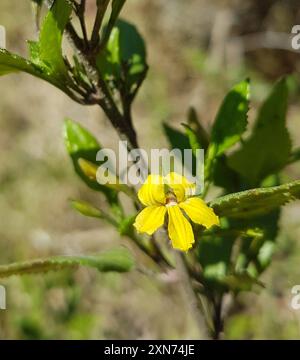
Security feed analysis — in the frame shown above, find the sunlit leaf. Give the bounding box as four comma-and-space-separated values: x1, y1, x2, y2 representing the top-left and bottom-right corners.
97, 19, 147, 97
0, 49, 66, 91
37, 0, 72, 78
197, 231, 236, 290
71, 199, 103, 219
63, 118, 118, 203
228, 78, 291, 186
210, 180, 300, 218
118, 215, 136, 236
100, 0, 127, 48
207, 79, 250, 158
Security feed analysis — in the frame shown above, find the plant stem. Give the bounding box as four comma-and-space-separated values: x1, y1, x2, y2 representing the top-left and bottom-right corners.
175, 252, 210, 339
77, 0, 89, 47
211, 294, 224, 339
65, 3, 166, 271
65, 23, 139, 151
90, 0, 110, 50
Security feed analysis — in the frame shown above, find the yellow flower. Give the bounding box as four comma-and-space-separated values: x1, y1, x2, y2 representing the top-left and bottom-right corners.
133, 172, 220, 252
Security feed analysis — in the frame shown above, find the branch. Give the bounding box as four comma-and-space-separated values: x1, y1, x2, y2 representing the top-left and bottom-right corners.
65, 23, 139, 149
77, 0, 89, 48
90, 0, 110, 50
174, 252, 210, 339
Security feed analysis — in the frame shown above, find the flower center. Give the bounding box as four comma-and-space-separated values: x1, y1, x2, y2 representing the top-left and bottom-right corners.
165, 192, 178, 207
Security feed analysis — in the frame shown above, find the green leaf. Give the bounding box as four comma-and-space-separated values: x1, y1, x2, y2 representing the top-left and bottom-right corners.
64, 118, 100, 159
37, 0, 72, 78
0, 248, 135, 278
222, 272, 264, 292
163, 123, 191, 153
0, 49, 38, 76
233, 210, 279, 276
63, 118, 117, 203
118, 215, 136, 236
187, 107, 209, 151
0, 2, 81, 101
100, 0, 127, 48
233, 175, 281, 276
77, 158, 137, 201
28, 40, 42, 65
97, 19, 147, 97
71, 200, 103, 219
257, 240, 276, 271
0, 49, 77, 100
163, 122, 196, 175
71, 199, 120, 227
182, 123, 201, 157
228, 78, 291, 186
210, 180, 300, 218
208, 79, 250, 158
197, 231, 236, 289
0, 49, 63, 88
211, 155, 239, 193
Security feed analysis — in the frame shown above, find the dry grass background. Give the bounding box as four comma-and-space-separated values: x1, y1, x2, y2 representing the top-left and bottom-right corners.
0, 0, 300, 339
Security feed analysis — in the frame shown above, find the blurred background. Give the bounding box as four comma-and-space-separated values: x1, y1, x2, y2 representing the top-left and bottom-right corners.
1, 0, 300, 339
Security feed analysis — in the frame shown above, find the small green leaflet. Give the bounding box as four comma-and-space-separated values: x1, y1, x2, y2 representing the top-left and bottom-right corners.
0, 49, 65, 90
63, 118, 118, 204
186, 107, 209, 151
0, 248, 135, 278
0, 0, 76, 97
71, 199, 103, 219
36, 0, 72, 78
182, 123, 201, 157
205, 79, 250, 182
208, 79, 250, 158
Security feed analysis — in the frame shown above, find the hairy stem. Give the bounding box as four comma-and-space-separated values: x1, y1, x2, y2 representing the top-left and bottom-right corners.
65, 23, 139, 150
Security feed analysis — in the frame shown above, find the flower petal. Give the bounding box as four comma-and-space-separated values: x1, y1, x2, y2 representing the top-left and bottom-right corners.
179, 197, 220, 229
134, 205, 166, 235
138, 174, 166, 206
165, 172, 195, 202
167, 205, 194, 252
